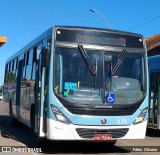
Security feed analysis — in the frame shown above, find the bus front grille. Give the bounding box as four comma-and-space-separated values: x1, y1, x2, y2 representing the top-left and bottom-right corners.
67, 107, 136, 116
76, 128, 129, 139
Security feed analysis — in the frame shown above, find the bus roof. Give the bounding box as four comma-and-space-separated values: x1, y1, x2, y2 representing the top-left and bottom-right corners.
6, 25, 143, 63
56, 25, 143, 37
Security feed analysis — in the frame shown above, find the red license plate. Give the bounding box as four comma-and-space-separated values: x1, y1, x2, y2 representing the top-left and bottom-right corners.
93, 134, 112, 141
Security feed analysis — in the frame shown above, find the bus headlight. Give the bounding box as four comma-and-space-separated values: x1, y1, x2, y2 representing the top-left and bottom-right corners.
134, 108, 148, 124
50, 104, 71, 124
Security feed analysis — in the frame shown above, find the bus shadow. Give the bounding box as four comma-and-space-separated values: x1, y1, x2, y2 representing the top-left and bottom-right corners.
34, 141, 130, 154
146, 128, 160, 137
0, 115, 130, 154
0, 115, 37, 146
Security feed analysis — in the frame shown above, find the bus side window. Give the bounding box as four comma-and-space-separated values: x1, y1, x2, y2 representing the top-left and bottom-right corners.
31, 47, 37, 81
7, 62, 10, 83
14, 58, 18, 81
4, 63, 8, 84
25, 50, 33, 81
11, 60, 15, 83
8, 62, 11, 83
22, 53, 27, 81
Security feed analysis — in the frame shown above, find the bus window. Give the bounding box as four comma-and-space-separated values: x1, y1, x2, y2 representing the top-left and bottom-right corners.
25, 50, 33, 81
31, 47, 37, 81
22, 53, 27, 81
25, 65, 32, 81
29, 49, 34, 65
8, 62, 11, 72
14, 58, 18, 81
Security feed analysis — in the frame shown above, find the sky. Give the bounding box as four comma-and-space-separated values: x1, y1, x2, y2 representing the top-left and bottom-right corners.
0, 0, 160, 84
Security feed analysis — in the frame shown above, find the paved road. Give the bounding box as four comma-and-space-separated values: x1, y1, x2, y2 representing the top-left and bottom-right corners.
0, 100, 160, 155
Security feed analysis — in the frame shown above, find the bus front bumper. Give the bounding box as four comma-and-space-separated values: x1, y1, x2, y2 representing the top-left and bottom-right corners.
46, 118, 147, 140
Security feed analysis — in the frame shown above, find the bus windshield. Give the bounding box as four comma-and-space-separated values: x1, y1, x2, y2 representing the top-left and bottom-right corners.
54, 46, 146, 105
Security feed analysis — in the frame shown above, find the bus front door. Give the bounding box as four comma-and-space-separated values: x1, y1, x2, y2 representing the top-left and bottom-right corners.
16, 60, 23, 119
35, 50, 47, 137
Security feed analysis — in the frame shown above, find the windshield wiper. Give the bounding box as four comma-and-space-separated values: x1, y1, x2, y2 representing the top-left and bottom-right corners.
112, 49, 127, 75
105, 49, 127, 89
78, 45, 97, 76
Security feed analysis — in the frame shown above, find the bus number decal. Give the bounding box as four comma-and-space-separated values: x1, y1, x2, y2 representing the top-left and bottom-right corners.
117, 118, 128, 125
